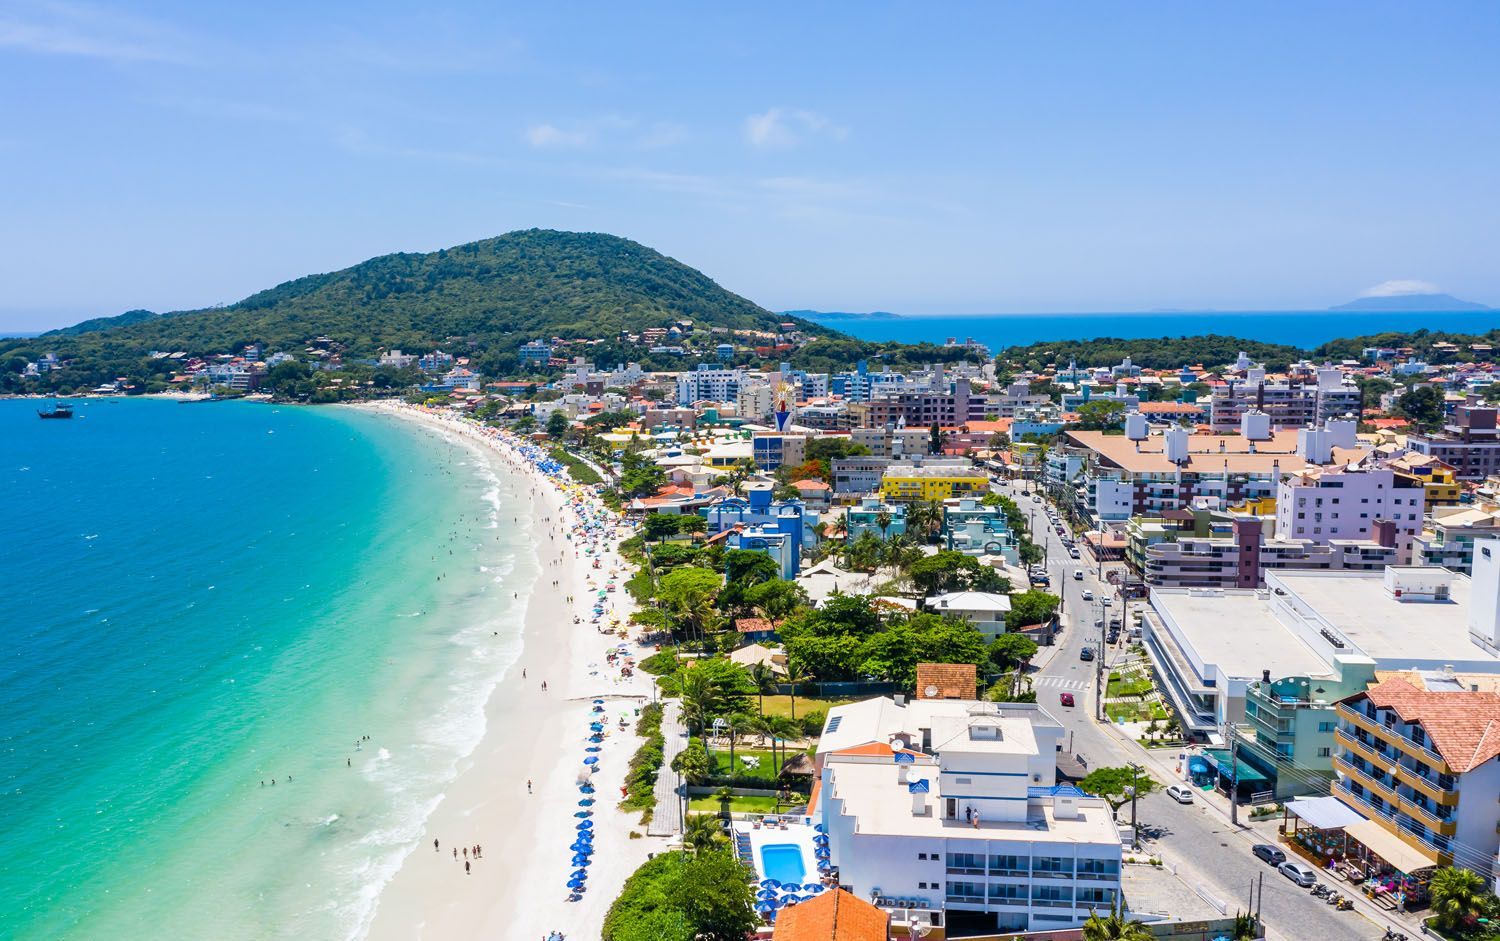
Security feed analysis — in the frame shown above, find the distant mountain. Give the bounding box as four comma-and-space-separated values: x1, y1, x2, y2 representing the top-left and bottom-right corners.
4, 231, 814, 378
787, 309, 904, 320
1330, 293, 1490, 312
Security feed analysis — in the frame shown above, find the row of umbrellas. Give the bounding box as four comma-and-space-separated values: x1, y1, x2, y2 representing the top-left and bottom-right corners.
565, 698, 609, 902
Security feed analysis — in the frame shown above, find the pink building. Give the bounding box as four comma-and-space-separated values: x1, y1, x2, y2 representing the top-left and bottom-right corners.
1275, 463, 1426, 562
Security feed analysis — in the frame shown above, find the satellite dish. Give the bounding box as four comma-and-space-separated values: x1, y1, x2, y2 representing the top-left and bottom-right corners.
924, 685, 939, 698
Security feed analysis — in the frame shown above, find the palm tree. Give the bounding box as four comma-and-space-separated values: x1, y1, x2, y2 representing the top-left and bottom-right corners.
875, 507, 893, 540
1081, 898, 1152, 941
905, 500, 945, 545
683, 813, 726, 854
1228, 911, 1258, 941
783, 660, 808, 722
766, 716, 801, 775
1430, 866, 1489, 935
749, 662, 778, 715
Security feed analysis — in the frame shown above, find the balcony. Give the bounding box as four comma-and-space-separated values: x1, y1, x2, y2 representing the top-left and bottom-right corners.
1398, 799, 1457, 837
1396, 764, 1460, 805
1336, 756, 1400, 804
1337, 707, 1450, 770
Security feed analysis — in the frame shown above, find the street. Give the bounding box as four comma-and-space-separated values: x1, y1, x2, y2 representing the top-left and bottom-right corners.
993, 479, 1387, 941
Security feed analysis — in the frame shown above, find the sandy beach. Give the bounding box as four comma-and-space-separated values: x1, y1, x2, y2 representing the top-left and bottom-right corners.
359, 402, 664, 941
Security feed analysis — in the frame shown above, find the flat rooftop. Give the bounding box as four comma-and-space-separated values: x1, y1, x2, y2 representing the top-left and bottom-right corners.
1151, 589, 1336, 680
1273, 571, 1492, 666
826, 760, 1120, 846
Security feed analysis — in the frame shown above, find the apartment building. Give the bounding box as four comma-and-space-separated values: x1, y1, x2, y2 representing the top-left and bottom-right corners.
1408, 405, 1500, 480
832, 457, 893, 498
1275, 463, 1426, 563
675, 364, 743, 405
1414, 506, 1500, 575
1331, 672, 1500, 876
1387, 453, 1463, 506
1208, 366, 1361, 432
852, 425, 937, 459
815, 698, 1122, 935
751, 432, 808, 471
881, 460, 989, 503
942, 498, 1020, 562
848, 379, 987, 429
1139, 516, 1399, 589
844, 496, 907, 542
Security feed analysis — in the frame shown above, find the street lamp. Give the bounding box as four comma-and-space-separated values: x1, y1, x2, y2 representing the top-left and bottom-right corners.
1127, 763, 1143, 850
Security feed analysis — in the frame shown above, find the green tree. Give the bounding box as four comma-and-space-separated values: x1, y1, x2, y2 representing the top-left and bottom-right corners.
1081, 897, 1153, 940
1395, 385, 1446, 432
620, 451, 667, 498
657, 566, 722, 641
671, 740, 712, 785
989, 632, 1039, 671
748, 661, 778, 715
643, 512, 685, 542
676, 659, 753, 734
545, 410, 570, 437
1006, 590, 1060, 632
682, 813, 726, 853
677, 514, 707, 536
744, 579, 807, 621
1074, 399, 1128, 431
909, 550, 984, 596
905, 500, 945, 544
723, 549, 780, 589
603, 849, 756, 941
1430, 865, 1490, 935
858, 613, 988, 688
1079, 766, 1159, 811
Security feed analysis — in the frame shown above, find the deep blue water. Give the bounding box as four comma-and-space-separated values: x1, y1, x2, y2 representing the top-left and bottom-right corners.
803, 310, 1499, 350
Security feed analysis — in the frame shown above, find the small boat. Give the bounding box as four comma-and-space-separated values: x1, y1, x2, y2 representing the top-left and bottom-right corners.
37, 401, 74, 420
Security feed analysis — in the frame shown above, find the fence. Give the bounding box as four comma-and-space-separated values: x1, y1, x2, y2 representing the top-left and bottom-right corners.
772, 680, 903, 698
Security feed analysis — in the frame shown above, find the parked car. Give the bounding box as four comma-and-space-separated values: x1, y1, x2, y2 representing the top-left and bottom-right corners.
1101, 597, 1112, 607
1069, 548, 1081, 559
1081, 589, 1094, 601
1279, 861, 1318, 887
1059, 692, 1075, 707
1074, 570, 1085, 581
1166, 784, 1195, 804
1079, 647, 1095, 661
1106, 630, 1120, 645
1109, 618, 1122, 629
1252, 844, 1286, 866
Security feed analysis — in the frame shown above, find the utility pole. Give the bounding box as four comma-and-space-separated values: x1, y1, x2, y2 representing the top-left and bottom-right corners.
1095, 605, 1106, 722
1128, 763, 1142, 849
1226, 721, 1240, 827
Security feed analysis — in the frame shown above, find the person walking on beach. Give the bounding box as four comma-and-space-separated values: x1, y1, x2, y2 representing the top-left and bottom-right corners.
434, 839, 440, 852
465, 860, 470, 875
453, 848, 458, 860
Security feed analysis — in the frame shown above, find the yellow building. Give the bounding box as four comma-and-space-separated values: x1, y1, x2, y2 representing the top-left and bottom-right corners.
1389, 453, 1462, 506
879, 463, 988, 503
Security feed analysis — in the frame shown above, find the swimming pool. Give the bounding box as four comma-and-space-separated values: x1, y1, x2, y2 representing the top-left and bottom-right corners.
759, 843, 808, 885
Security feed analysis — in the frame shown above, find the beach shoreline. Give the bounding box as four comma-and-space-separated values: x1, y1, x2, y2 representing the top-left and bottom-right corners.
356, 402, 664, 941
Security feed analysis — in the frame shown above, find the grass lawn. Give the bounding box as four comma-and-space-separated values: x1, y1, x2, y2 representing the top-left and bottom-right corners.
1105, 701, 1170, 722
754, 695, 857, 720
688, 794, 783, 814
1106, 677, 1154, 698
711, 748, 784, 782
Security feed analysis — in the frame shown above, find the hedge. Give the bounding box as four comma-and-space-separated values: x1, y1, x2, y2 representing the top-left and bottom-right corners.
621, 703, 666, 817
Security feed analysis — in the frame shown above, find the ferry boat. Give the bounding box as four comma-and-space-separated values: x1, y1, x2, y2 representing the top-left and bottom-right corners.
36, 401, 74, 420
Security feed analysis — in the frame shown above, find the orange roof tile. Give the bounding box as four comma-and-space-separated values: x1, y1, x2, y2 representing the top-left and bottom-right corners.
915, 662, 978, 700
773, 889, 889, 941
1354, 677, 1500, 773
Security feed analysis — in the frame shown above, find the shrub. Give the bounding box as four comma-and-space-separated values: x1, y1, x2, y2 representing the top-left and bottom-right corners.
621, 703, 666, 814
640, 651, 680, 676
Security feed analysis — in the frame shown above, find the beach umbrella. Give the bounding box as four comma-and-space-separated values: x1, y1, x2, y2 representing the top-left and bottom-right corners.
574, 810, 591, 818
757, 889, 779, 901
571, 868, 589, 878
568, 878, 586, 889
589, 722, 604, 730
585, 746, 601, 753
578, 797, 595, 806
571, 854, 591, 866
591, 698, 604, 704
580, 784, 595, 794
755, 901, 777, 913
812, 823, 826, 833
578, 820, 594, 829
760, 879, 780, 888
583, 756, 599, 765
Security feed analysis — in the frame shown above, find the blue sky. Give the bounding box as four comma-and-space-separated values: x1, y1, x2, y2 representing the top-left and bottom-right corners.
1, 2, 1497, 331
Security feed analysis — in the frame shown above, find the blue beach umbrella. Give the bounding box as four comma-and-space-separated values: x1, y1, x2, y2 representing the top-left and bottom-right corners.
579, 784, 595, 793
568, 878, 585, 889
571, 869, 589, 878
583, 756, 599, 765
571, 854, 590, 865
574, 810, 591, 818
757, 889, 779, 901
755, 901, 776, 913
578, 820, 594, 829
578, 797, 595, 805
585, 746, 601, 752
760, 878, 780, 888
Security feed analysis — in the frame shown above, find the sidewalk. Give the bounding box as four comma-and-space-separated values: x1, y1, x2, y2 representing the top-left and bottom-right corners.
646, 699, 687, 838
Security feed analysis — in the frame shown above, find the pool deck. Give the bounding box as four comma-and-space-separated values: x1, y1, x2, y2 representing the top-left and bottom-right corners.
736, 819, 820, 885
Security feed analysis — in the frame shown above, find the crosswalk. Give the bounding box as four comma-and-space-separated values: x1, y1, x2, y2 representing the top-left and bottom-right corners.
1036, 676, 1090, 692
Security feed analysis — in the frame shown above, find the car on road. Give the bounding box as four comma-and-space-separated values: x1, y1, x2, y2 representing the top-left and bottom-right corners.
1059, 692, 1075, 707
1069, 548, 1080, 558
1166, 784, 1195, 804
1074, 570, 1084, 580
1252, 844, 1286, 866
1278, 861, 1318, 887
1101, 597, 1112, 607
1079, 647, 1095, 661
1032, 494, 1042, 502
1106, 630, 1120, 644
1081, 589, 1094, 601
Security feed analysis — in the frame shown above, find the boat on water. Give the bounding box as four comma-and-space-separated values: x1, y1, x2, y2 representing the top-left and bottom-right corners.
36, 401, 74, 419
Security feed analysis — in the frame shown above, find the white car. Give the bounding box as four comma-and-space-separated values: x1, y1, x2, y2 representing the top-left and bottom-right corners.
1101, 597, 1112, 607
1166, 785, 1194, 804
1278, 861, 1318, 887
1081, 589, 1094, 601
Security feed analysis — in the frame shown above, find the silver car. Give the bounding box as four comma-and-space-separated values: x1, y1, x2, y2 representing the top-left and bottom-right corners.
1278, 861, 1318, 887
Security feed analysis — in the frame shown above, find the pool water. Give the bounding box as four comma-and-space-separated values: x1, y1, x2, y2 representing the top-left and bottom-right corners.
760, 843, 808, 885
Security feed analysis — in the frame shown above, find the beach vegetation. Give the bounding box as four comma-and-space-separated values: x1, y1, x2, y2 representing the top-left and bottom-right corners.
682, 813, 728, 853
639, 650, 680, 676
620, 703, 666, 819
676, 659, 754, 735
603, 849, 756, 941
1078, 766, 1159, 811
1080, 896, 1154, 941
672, 740, 713, 785
1429, 866, 1499, 938
656, 566, 722, 641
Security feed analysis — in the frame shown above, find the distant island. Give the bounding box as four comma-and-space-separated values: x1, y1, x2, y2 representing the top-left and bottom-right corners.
1330, 292, 1490, 312
781, 309, 904, 320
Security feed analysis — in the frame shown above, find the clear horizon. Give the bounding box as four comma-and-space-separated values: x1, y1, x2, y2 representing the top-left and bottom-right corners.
1, 3, 1497, 332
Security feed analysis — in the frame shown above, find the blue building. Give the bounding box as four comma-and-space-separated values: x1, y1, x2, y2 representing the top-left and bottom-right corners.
716, 343, 735, 363
942, 498, 1019, 562
844, 497, 907, 543
518, 340, 552, 365
704, 482, 811, 578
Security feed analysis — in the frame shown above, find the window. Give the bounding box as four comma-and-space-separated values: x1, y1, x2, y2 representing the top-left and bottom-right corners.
1318, 747, 1331, 757
1318, 721, 1335, 732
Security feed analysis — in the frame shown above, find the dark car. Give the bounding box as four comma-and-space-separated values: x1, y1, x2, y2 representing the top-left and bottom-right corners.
1059, 692, 1075, 707
1252, 844, 1286, 866
1079, 647, 1095, 661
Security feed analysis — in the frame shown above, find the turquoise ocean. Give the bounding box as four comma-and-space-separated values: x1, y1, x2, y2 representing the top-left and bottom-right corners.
0, 398, 537, 939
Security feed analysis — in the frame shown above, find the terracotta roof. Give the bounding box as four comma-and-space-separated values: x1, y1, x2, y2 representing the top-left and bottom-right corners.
773, 889, 889, 941
1137, 401, 1205, 414
735, 617, 776, 634
792, 479, 832, 491
830, 741, 921, 759
1353, 677, 1500, 773
915, 662, 978, 700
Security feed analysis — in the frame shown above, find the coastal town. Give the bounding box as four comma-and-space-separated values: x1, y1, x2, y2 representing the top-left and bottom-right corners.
44, 329, 1488, 941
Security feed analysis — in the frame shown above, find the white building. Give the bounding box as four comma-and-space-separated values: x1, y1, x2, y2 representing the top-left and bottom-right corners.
675, 364, 743, 405
1276, 462, 1426, 562
815, 698, 1122, 935
926, 592, 1013, 639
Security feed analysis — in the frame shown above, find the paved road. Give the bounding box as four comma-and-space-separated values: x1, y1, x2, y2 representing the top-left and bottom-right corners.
995, 480, 1386, 941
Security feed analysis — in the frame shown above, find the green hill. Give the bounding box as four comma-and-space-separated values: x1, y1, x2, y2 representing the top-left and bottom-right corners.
3, 230, 806, 391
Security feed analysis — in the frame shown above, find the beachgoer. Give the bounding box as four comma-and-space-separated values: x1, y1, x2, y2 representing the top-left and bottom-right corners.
527, 779, 533, 793
454, 848, 458, 860
463, 847, 468, 859
465, 861, 470, 875
347, 758, 351, 768
434, 839, 440, 852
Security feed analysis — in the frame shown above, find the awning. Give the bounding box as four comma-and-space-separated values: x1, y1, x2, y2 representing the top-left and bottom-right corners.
1344, 820, 1439, 875
1285, 796, 1366, 831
